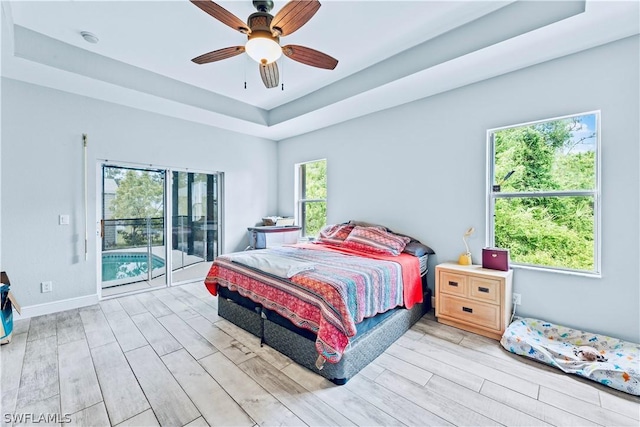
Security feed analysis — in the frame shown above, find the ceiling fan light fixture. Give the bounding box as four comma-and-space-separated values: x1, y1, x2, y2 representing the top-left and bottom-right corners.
245, 34, 281, 65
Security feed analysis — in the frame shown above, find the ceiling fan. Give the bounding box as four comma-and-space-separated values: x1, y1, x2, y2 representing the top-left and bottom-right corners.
190, 0, 338, 89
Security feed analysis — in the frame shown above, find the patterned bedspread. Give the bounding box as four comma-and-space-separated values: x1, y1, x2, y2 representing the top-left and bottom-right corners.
204, 244, 422, 363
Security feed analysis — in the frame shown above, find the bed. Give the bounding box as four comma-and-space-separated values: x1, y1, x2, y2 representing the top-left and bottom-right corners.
204, 221, 434, 384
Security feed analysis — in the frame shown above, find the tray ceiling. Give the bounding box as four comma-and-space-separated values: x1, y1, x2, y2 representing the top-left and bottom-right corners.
2, 1, 638, 140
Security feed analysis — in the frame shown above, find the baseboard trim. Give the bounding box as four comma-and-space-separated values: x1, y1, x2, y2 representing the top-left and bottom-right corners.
13, 294, 99, 320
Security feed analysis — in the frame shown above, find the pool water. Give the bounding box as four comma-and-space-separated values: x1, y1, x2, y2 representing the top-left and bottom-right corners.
102, 252, 165, 282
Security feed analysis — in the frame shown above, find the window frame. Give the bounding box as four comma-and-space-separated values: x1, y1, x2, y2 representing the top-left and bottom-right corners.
485, 111, 601, 276
295, 159, 327, 237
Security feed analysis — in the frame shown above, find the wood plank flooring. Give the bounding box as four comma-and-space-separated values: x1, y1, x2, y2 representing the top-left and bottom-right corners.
1, 282, 638, 426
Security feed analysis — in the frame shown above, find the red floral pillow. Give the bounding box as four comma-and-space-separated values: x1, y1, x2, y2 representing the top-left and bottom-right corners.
342, 226, 410, 256
317, 223, 355, 245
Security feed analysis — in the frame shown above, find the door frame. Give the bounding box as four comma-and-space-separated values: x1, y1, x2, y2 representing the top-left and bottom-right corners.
96, 159, 223, 300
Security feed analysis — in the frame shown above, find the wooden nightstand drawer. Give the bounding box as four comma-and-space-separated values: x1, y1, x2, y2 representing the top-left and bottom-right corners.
439, 271, 467, 297
469, 276, 501, 304
438, 295, 501, 331
435, 263, 513, 340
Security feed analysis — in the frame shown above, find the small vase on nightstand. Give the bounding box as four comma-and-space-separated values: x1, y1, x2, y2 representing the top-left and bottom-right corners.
458, 252, 472, 265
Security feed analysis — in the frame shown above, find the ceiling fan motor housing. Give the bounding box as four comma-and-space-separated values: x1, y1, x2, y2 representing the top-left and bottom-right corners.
247, 12, 280, 45
248, 12, 273, 33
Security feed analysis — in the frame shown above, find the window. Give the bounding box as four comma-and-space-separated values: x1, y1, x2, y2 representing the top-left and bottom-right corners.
487, 112, 600, 274
296, 159, 327, 237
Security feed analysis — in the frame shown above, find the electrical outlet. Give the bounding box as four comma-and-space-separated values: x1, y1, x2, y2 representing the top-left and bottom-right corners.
512, 293, 521, 305
41, 281, 53, 293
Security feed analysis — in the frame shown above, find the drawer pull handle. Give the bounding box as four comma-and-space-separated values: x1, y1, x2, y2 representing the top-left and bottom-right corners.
448, 281, 458, 287
462, 307, 473, 313
478, 287, 490, 293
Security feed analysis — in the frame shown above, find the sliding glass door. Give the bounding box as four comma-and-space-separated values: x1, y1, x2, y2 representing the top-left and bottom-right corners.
171, 171, 219, 284
100, 164, 221, 296
101, 165, 166, 294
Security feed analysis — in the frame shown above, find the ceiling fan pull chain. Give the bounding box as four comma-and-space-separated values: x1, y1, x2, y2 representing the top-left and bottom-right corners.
244, 56, 248, 89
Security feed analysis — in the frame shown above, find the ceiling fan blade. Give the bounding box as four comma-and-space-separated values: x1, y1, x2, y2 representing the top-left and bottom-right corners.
270, 0, 321, 36
282, 45, 338, 70
192, 46, 245, 64
190, 0, 251, 34
259, 62, 279, 89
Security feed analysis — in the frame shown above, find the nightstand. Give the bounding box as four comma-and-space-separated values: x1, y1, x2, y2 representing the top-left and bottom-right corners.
435, 262, 513, 340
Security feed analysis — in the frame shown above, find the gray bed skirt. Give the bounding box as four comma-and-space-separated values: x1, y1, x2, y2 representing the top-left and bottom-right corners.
218, 291, 431, 385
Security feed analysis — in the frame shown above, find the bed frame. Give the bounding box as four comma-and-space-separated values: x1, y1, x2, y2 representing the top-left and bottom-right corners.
217, 271, 432, 385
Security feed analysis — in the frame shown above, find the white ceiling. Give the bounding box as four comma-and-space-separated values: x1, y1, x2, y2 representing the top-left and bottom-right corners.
2, 1, 639, 140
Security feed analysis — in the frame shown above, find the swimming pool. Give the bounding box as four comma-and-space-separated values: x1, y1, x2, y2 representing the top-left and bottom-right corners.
102, 252, 166, 282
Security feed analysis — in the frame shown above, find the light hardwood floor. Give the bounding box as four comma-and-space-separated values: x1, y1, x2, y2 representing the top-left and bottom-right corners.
2, 282, 638, 426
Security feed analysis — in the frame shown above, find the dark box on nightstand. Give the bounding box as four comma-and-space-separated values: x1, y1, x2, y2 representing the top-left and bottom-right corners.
482, 248, 510, 271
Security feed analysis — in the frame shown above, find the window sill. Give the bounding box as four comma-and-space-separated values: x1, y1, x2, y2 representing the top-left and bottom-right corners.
511, 263, 602, 279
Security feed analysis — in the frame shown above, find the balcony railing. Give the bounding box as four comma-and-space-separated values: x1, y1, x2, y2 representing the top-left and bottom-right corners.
103, 217, 164, 251
101, 216, 217, 287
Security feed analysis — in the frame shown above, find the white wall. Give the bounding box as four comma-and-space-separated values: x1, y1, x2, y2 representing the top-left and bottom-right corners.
1, 78, 278, 308
278, 36, 640, 343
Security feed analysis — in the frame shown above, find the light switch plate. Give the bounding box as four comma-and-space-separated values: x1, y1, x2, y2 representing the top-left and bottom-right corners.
59, 214, 70, 225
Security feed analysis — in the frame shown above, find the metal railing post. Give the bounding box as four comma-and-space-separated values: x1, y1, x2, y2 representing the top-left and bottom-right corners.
147, 217, 152, 281
180, 216, 185, 269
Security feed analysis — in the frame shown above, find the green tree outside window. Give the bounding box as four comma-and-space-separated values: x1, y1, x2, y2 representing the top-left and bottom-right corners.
299, 160, 327, 237
490, 113, 598, 272
109, 168, 164, 248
